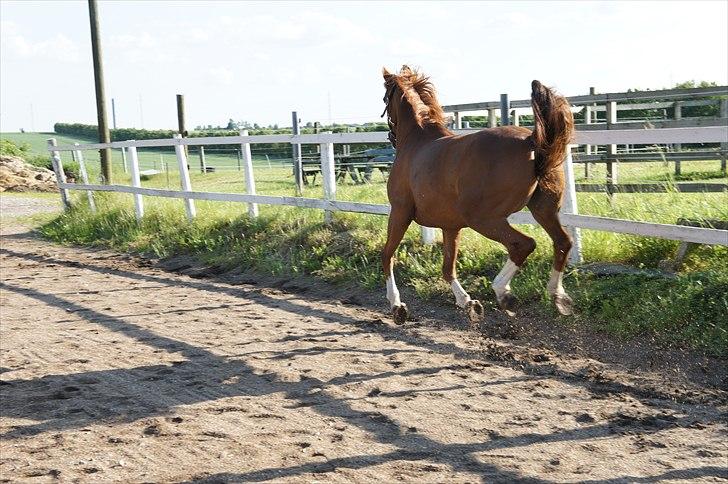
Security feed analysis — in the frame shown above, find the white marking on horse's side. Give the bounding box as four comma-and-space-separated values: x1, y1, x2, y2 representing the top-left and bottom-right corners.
386, 268, 401, 308
491, 258, 519, 301
450, 279, 471, 308
546, 268, 566, 297
529, 150, 535, 161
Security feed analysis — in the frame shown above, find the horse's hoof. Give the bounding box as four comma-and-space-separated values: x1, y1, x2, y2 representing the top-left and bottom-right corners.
497, 291, 517, 312
465, 300, 484, 325
392, 304, 408, 325
554, 294, 574, 316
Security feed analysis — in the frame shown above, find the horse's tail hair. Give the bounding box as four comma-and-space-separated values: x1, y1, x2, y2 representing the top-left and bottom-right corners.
530, 80, 574, 179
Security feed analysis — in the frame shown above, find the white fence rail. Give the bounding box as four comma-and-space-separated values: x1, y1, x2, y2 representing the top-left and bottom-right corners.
48, 125, 728, 265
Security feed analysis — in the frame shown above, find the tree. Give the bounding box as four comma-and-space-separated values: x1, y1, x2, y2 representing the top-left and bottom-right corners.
226, 118, 238, 130
622, 80, 721, 120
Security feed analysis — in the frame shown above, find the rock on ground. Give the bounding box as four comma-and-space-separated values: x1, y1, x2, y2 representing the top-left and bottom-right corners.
0, 155, 57, 192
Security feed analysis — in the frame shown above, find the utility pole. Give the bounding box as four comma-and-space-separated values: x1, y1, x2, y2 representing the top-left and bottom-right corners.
111, 97, 117, 129
88, 0, 111, 184
176, 94, 187, 156
176, 94, 186, 136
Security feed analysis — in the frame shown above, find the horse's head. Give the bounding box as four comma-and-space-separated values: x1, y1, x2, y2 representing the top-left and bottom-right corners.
381, 66, 446, 147
381, 67, 404, 146
381, 67, 402, 118
381, 66, 425, 146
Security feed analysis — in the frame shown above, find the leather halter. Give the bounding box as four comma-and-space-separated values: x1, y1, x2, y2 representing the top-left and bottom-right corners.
381, 83, 398, 148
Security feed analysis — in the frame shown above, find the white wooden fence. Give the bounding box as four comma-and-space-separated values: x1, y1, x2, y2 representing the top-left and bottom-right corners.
48, 126, 728, 265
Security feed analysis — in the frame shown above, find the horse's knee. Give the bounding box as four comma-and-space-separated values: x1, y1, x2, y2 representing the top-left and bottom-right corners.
554, 235, 572, 259
510, 236, 536, 266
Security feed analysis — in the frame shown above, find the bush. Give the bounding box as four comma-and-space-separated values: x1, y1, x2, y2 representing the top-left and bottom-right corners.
0, 138, 31, 157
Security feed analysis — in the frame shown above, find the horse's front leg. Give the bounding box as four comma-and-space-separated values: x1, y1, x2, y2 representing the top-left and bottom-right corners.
442, 228, 483, 325
382, 207, 413, 324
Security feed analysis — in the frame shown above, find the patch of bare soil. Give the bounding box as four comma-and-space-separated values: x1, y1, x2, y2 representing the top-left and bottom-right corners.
1, 224, 726, 483
0, 195, 60, 219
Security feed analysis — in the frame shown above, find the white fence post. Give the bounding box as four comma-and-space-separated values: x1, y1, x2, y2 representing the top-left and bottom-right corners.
127, 144, 144, 221
562, 145, 583, 265
488, 108, 497, 128
73, 143, 96, 212
420, 226, 437, 245
47, 138, 70, 209
240, 129, 258, 217
605, 101, 618, 201
121, 147, 128, 173
173, 134, 196, 220
720, 99, 727, 175
320, 133, 336, 224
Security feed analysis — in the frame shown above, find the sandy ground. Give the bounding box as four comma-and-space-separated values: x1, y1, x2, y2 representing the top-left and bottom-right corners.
0, 195, 60, 218
0, 203, 726, 483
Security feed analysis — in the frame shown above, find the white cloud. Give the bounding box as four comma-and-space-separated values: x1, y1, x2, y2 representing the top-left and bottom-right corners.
0, 21, 81, 63
208, 66, 233, 85
109, 32, 182, 64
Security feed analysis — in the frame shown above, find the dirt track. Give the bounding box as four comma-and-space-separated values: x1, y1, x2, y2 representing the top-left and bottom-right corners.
1, 220, 727, 483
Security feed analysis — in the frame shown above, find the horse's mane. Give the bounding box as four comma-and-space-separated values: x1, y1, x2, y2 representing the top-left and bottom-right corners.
393, 66, 447, 128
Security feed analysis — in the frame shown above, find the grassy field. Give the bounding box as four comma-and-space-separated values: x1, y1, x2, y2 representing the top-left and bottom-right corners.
0, 132, 294, 176
4, 132, 727, 355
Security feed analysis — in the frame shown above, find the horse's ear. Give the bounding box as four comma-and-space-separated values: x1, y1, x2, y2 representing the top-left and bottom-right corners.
382, 67, 393, 79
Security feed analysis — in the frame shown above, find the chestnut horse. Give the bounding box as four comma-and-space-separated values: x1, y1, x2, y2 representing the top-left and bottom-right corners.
381, 66, 575, 324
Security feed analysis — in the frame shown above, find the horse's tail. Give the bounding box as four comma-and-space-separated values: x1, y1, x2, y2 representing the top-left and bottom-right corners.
530, 80, 574, 179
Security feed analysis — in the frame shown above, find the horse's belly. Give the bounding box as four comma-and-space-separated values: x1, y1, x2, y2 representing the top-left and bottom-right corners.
412, 195, 467, 229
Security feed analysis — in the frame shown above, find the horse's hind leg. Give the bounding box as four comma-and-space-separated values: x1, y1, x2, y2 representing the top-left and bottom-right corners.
442, 228, 483, 324
527, 192, 574, 315
382, 206, 413, 324
470, 219, 536, 314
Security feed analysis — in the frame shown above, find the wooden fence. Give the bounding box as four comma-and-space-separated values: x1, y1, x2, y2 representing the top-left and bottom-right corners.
48, 126, 728, 265
444, 85, 728, 180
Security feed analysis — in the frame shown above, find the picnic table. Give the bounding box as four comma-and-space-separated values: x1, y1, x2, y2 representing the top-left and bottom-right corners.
302, 148, 395, 185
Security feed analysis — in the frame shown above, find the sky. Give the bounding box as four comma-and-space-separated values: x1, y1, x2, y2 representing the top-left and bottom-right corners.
1, 0, 727, 132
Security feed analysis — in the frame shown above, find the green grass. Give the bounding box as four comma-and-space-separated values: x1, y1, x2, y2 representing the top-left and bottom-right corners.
6, 132, 726, 355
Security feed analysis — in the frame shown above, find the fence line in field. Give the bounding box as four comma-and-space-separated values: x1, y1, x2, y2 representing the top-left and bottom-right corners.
48, 125, 728, 266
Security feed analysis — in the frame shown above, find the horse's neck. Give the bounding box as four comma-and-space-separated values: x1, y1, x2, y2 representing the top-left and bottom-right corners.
396, 120, 448, 149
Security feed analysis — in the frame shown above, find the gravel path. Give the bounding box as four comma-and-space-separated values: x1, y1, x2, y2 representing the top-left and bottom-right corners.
0, 194, 60, 218
0, 223, 726, 483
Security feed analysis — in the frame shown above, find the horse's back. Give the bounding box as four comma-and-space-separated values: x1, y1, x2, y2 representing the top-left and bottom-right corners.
407, 126, 538, 227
